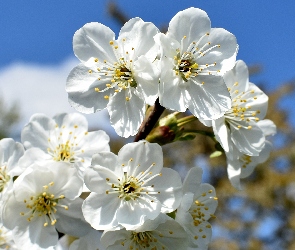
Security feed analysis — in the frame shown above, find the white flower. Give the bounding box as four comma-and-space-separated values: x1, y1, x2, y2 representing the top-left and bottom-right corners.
0, 223, 18, 250
0, 138, 24, 200
210, 60, 269, 159
175, 167, 218, 249
82, 140, 183, 230
227, 119, 276, 189
66, 18, 160, 137
20, 113, 110, 174
100, 214, 189, 250
2, 162, 90, 250
154, 7, 237, 120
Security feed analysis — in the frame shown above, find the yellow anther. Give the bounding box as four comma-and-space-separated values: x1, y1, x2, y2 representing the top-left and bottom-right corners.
109, 41, 114, 45
94, 58, 98, 62
88, 69, 92, 74
95, 88, 100, 92
104, 95, 109, 99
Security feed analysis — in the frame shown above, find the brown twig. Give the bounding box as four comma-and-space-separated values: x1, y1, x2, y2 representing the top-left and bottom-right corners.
134, 98, 165, 142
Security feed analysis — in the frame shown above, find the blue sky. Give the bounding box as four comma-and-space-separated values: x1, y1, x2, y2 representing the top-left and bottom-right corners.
0, 0, 295, 131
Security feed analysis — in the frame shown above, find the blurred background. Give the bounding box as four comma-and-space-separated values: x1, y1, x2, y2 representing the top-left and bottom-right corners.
1, 1, 295, 249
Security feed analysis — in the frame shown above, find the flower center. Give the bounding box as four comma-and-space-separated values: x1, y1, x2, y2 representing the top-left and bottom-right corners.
118, 173, 142, 201
0, 165, 10, 193
224, 86, 261, 130
241, 155, 252, 168
0, 227, 14, 249
174, 51, 199, 81
52, 142, 75, 162
132, 232, 155, 248
92, 40, 138, 101
20, 182, 68, 227
173, 34, 220, 81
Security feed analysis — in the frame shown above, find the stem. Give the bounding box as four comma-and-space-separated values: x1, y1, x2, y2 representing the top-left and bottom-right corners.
134, 98, 165, 142
180, 129, 215, 139
177, 115, 198, 127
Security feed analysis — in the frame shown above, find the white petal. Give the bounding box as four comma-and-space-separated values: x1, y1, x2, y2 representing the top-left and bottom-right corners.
257, 119, 277, 136
182, 167, 203, 194
66, 63, 111, 114
133, 55, 159, 106
167, 7, 210, 50
241, 82, 268, 119
187, 75, 231, 119
73, 22, 116, 63
82, 192, 120, 230
224, 60, 249, 94
212, 116, 230, 153
147, 168, 183, 213
55, 198, 91, 237
91, 152, 119, 172
108, 90, 145, 137
18, 148, 52, 170
118, 18, 159, 61
77, 130, 110, 165
53, 113, 88, 132
118, 141, 163, 176
84, 165, 121, 194
0, 138, 24, 177
230, 121, 265, 156
197, 28, 237, 71
116, 199, 161, 230
240, 141, 273, 179
226, 154, 242, 190
21, 113, 55, 150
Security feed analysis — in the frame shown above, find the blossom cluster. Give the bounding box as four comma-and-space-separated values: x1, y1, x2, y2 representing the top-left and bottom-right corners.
0, 7, 276, 250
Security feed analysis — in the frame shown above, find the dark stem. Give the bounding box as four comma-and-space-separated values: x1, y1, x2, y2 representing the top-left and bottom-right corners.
134, 98, 165, 142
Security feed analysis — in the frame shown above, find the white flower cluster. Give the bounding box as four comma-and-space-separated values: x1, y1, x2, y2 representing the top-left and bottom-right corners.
0, 124, 216, 249
0, 7, 276, 250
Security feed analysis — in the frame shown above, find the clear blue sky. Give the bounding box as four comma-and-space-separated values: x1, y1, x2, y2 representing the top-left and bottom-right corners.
0, 0, 294, 113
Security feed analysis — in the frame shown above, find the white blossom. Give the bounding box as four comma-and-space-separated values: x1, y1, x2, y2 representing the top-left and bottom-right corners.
82, 141, 183, 230
175, 167, 218, 249
0, 138, 24, 201
0, 223, 18, 250
155, 7, 237, 120
2, 162, 90, 250
227, 119, 276, 188
66, 18, 160, 137
100, 214, 189, 250
20, 113, 110, 174
210, 60, 268, 159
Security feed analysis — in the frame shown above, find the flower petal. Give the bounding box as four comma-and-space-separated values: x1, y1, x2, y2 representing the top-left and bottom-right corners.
187, 75, 231, 119
73, 22, 116, 64
167, 7, 211, 51
118, 17, 159, 61
82, 192, 121, 230
66, 63, 111, 114
108, 90, 145, 137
